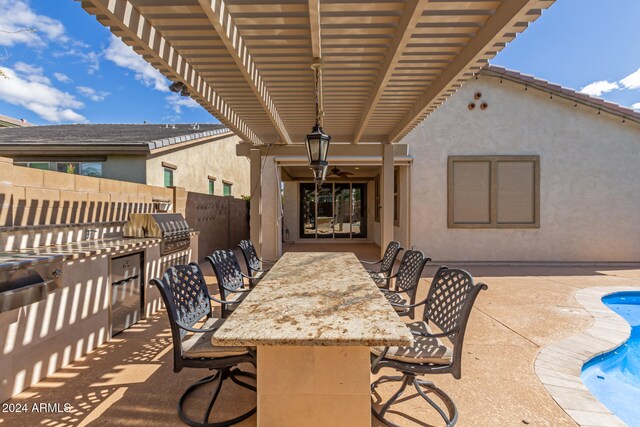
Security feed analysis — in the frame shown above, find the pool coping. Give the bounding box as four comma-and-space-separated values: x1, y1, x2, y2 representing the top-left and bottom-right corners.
534, 286, 640, 427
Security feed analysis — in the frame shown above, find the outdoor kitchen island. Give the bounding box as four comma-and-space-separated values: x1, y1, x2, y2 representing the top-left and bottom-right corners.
212, 252, 413, 427
0, 231, 197, 403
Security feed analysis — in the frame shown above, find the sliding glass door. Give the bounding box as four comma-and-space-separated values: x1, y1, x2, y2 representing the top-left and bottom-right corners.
299, 182, 367, 239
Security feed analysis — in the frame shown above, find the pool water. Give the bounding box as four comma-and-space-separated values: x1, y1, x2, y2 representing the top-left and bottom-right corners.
581, 292, 640, 426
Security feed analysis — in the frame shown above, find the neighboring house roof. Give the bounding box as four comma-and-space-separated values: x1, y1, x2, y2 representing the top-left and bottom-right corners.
0, 123, 231, 155
481, 65, 640, 125
0, 114, 32, 128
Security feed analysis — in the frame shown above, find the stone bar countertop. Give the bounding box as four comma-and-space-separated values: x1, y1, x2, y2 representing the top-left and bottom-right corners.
213, 252, 413, 347
0, 237, 162, 271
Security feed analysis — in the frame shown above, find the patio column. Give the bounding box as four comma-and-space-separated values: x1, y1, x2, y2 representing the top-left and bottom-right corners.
250, 148, 262, 257
381, 143, 394, 258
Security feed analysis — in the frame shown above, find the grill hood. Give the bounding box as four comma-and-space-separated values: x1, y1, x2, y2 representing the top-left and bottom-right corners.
123, 213, 191, 255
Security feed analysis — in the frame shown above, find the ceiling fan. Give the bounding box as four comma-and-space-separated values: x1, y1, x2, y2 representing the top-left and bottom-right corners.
327, 166, 354, 178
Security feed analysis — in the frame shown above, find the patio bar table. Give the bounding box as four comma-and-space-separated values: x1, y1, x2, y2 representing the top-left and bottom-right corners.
212, 251, 413, 426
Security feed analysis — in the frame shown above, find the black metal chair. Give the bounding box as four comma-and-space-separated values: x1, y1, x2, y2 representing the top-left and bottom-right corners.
238, 240, 276, 283
150, 264, 257, 427
206, 249, 253, 318
381, 250, 431, 319
362, 240, 403, 289
371, 267, 487, 427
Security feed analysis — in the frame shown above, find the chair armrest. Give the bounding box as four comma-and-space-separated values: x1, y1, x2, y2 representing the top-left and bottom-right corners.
371, 346, 390, 371
209, 295, 240, 305
410, 328, 458, 339
176, 321, 218, 334
219, 282, 249, 293
381, 287, 412, 295
389, 296, 428, 309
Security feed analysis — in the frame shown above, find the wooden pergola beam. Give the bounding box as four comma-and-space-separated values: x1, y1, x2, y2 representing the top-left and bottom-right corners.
352, 0, 424, 144
197, 0, 293, 145
388, 0, 549, 142
308, 0, 321, 58
81, 0, 262, 145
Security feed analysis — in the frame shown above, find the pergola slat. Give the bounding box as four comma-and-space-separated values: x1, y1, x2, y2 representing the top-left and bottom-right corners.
197, 0, 293, 144
80, 0, 554, 145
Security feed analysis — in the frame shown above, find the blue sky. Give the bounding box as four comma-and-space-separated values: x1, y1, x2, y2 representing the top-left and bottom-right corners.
0, 0, 639, 126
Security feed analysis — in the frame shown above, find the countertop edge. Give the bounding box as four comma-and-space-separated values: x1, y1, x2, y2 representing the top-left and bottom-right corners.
0, 238, 165, 271
212, 338, 414, 347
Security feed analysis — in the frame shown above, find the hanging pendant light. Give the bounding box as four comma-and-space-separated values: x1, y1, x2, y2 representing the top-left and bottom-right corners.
306, 58, 330, 181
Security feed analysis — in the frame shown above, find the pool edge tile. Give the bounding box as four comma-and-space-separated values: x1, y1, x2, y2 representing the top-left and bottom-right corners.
534, 286, 640, 427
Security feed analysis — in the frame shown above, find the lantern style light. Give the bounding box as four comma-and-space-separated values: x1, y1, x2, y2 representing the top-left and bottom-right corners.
305, 123, 330, 167
305, 58, 331, 176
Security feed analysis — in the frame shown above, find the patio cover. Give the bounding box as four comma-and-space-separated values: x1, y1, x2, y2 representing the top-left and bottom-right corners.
79, 0, 554, 146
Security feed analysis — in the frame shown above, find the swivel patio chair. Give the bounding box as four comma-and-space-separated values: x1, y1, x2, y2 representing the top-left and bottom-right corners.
151, 264, 256, 427
371, 267, 487, 427
206, 249, 253, 318
238, 239, 276, 283
362, 240, 403, 289
381, 250, 431, 319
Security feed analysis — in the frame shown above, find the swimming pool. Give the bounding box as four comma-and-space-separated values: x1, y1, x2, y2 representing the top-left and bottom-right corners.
581, 291, 640, 426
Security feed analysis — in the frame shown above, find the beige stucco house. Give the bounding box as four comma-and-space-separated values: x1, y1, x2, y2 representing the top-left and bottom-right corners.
0, 124, 250, 197
0, 114, 32, 128
255, 65, 640, 263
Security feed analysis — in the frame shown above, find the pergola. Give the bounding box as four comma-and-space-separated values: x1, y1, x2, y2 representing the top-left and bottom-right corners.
79, 0, 554, 256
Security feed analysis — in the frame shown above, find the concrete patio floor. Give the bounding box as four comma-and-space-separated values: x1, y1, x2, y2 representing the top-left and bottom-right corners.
2, 244, 639, 426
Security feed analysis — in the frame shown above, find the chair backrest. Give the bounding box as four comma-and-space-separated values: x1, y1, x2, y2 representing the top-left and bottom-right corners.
380, 241, 403, 274
423, 267, 487, 378
207, 249, 245, 299
395, 250, 429, 293
238, 240, 259, 274
150, 264, 213, 371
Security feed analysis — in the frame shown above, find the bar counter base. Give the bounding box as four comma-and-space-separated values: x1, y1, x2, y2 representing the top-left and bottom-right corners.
257, 345, 371, 426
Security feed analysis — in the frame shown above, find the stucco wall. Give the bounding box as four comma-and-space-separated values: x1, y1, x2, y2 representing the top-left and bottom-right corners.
145, 134, 250, 196
282, 180, 298, 242
261, 158, 280, 260
405, 75, 640, 262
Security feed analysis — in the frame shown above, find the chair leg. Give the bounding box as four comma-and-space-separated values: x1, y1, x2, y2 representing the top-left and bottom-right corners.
178, 368, 257, 427
413, 379, 458, 427
228, 368, 257, 391
371, 374, 412, 427
371, 374, 458, 427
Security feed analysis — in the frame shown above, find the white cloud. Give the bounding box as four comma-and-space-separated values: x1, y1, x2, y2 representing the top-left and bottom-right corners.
0, 0, 67, 47
620, 68, 640, 90
104, 35, 168, 91
13, 61, 49, 84
166, 95, 200, 114
77, 85, 109, 102
632, 102, 640, 111
52, 48, 100, 75
84, 51, 100, 75
54, 72, 71, 83
579, 80, 619, 97
0, 64, 86, 123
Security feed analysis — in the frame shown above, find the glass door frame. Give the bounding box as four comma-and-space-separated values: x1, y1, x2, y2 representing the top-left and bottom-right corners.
299, 181, 368, 239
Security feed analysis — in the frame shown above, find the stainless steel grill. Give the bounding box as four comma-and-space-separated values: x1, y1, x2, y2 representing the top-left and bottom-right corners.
123, 213, 191, 255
